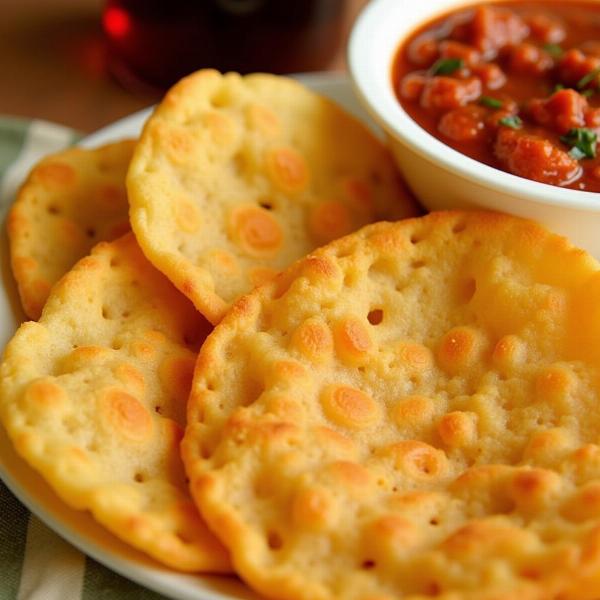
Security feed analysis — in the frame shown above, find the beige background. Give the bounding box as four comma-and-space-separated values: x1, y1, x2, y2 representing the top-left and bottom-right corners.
0, 0, 368, 133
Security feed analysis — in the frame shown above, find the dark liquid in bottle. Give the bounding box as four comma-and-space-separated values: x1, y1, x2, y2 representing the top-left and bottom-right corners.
103, 0, 347, 91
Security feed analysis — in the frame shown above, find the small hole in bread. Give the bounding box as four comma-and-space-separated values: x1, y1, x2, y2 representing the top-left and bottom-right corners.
411, 260, 426, 269
412, 454, 435, 475
453, 221, 467, 234
111, 340, 123, 350
101, 306, 111, 319
361, 559, 376, 570
259, 200, 273, 210
267, 531, 283, 550
429, 518, 439, 526
134, 473, 145, 483
367, 309, 383, 325
200, 442, 212, 459
154, 405, 162, 415
410, 233, 422, 244
47, 205, 60, 215
85, 227, 96, 238
210, 88, 231, 108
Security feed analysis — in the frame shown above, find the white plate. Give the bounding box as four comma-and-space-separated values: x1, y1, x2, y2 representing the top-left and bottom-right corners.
0, 73, 376, 600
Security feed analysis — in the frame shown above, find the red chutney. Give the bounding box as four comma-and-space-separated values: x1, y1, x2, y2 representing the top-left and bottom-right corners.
393, 1, 600, 191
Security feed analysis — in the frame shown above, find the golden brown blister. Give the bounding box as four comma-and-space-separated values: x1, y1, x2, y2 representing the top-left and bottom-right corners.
0, 233, 230, 572
183, 211, 600, 599
7, 140, 135, 320
127, 70, 417, 324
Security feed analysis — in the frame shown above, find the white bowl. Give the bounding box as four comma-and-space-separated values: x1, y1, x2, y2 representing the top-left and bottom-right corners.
348, 0, 600, 257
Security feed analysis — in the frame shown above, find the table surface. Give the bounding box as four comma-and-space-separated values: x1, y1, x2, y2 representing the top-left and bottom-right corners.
0, 0, 368, 134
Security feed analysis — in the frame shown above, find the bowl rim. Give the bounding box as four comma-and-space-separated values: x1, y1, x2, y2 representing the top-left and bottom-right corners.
347, 0, 600, 212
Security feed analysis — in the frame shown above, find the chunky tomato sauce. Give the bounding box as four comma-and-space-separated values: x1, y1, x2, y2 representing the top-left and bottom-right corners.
393, 1, 600, 191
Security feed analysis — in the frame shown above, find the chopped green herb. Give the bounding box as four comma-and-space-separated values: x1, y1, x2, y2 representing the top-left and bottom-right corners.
569, 146, 587, 160
430, 58, 464, 76
479, 96, 503, 109
577, 67, 600, 90
543, 43, 564, 58
499, 115, 523, 129
582, 89, 595, 98
552, 83, 565, 94
560, 127, 597, 159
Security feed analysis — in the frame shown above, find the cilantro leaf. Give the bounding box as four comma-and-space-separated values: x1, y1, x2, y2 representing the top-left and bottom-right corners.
430, 58, 464, 76
479, 96, 503, 109
577, 67, 600, 90
560, 127, 597, 159
543, 43, 563, 58
499, 115, 523, 129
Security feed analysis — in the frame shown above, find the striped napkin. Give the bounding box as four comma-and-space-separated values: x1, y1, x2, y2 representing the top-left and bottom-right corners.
0, 116, 166, 600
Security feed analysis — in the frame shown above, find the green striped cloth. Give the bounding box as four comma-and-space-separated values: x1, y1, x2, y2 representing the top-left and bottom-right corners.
0, 116, 167, 600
